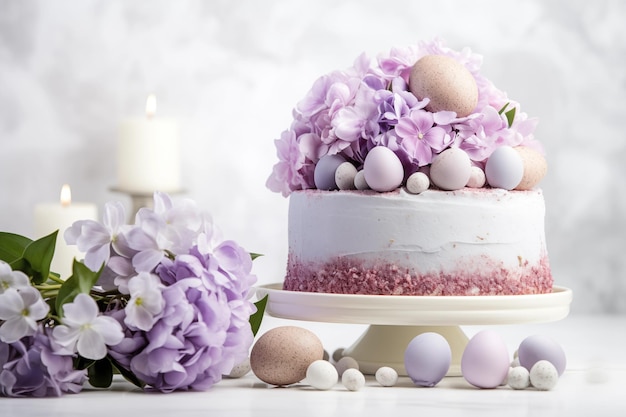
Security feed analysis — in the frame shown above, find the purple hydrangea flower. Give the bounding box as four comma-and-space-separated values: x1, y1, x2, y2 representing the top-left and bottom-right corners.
0, 326, 86, 397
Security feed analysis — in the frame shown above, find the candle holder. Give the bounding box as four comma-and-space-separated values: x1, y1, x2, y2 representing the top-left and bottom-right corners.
110, 187, 186, 220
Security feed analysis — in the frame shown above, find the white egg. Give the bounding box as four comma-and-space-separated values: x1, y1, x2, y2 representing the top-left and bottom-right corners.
306, 360, 338, 390
430, 148, 471, 191
529, 360, 559, 390
314, 154, 346, 190
363, 147, 404, 192
354, 170, 370, 190
406, 172, 430, 194
375, 366, 398, 387
485, 146, 524, 190
508, 366, 530, 390
466, 166, 486, 188
341, 368, 365, 391
335, 162, 358, 190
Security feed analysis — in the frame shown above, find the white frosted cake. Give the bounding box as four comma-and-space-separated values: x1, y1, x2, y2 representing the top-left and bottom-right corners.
285, 188, 551, 295
267, 39, 553, 296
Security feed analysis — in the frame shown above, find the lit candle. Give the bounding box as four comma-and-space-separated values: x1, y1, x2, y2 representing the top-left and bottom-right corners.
34, 184, 98, 278
117, 94, 181, 193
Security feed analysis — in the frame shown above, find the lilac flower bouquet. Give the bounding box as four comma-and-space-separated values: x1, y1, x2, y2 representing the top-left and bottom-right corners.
267, 38, 542, 196
0, 192, 266, 397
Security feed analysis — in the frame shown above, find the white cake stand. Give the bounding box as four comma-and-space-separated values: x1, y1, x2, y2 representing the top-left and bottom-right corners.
255, 283, 573, 376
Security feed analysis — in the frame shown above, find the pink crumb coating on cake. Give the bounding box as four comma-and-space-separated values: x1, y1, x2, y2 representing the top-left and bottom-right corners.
284, 254, 553, 296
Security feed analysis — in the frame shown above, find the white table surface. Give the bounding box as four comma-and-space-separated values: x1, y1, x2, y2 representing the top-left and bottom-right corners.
2, 314, 625, 416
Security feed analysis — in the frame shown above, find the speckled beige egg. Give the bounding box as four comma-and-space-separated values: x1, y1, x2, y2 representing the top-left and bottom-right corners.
514, 146, 547, 190
250, 326, 324, 386
409, 55, 478, 117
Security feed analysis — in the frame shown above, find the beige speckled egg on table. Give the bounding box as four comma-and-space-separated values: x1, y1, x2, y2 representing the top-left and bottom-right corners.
514, 146, 547, 190
409, 55, 478, 117
250, 326, 324, 386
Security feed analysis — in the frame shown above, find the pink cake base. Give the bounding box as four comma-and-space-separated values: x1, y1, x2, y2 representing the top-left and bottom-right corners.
284, 255, 553, 296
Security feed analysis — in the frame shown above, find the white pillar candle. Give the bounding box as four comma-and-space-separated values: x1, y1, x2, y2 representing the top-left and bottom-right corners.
117, 94, 181, 193
34, 184, 98, 278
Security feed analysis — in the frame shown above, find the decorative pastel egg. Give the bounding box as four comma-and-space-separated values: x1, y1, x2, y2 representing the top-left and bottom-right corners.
409, 55, 478, 117
404, 332, 451, 387
335, 161, 358, 190
430, 148, 472, 191
250, 326, 324, 386
354, 170, 370, 190
466, 166, 486, 188
518, 335, 566, 376
461, 330, 510, 389
363, 146, 404, 192
514, 146, 548, 190
314, 154, 346, 190
485, 146, 524, 190
508, 366, 531, 390
406, 171, 430, 194
529, 360, 559, 390
341, 368, 365, 391
375, 366, 399, 387
306, 360, 338, 390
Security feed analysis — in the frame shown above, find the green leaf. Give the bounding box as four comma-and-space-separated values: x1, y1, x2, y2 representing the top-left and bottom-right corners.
504, 107, 516, 128
20, 231, 58, 284
498, 102, 510, 115
249, 294, 268, 336
55, 260, 103, 318
250, 252, 263, 261
0, 232, 33, 263
110, 356, 146, 389
88, 358, 114, 388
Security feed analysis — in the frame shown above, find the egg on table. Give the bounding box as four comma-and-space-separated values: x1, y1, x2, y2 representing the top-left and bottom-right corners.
404, 332, 451, 387
250, 326, 324, 386
461, 330, 510, 389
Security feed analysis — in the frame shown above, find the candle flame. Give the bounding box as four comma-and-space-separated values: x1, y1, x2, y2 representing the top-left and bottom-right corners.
145, 94, 157, 118
60, 184, 71, 207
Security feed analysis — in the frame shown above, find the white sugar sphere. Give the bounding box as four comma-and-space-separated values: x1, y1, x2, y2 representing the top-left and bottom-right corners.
306, 360, 338, 390
485, 146, 524, 190
466, 166, 486, 188
375, 366, 399, 387
314, 154, 346, 190
335, 356, 359, 376
529, 360, 559, 390
430, 148, 472, 191
508, 366, 530, 390
342, 368, 366, 391
227, 357, 251, 378
335, 162, 357, 190
406, 172, 430, 194
354, 170, 370, 190
363, 146, 404, 192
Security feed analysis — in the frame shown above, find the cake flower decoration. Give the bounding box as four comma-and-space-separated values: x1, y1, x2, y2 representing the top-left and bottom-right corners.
267, 38, 545, 196
0, 192, 266, 397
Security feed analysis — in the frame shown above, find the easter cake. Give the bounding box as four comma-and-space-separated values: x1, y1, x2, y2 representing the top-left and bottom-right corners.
267, 39, 553, 296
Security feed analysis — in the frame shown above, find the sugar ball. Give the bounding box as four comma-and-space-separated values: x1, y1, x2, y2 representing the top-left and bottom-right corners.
530, 360, 559, 390
363, 147, 404, 192
335, 162, 357, 190
354, 170, 370, 190
466, 166, 486, 188
406, 172, 430, 194
306, 360, 338, 390
314, 154, 346, 190
375, 367, 398, 387
250, 326, 324, 386
335, 356, 359, 377
226, 357, 251, 378
409, 55, 478, 117
342, 368, 366, 391
508, 366, 530, 390
430, 148, 472, 191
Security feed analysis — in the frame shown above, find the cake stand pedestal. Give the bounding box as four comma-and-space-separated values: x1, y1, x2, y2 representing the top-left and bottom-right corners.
255, 284, 573, 377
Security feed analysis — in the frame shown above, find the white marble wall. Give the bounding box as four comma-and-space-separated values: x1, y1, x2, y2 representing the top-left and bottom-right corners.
1, 0, 624, 313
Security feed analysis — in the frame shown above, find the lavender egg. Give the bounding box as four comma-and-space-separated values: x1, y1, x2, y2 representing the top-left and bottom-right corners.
363, 146, 404, 192
404, 332, 451, 387
430, 148, 471, 191
518, 335, 566, 376
314, 154, 346, 190
461, 330, 510, 389
485, 146, 524, 190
